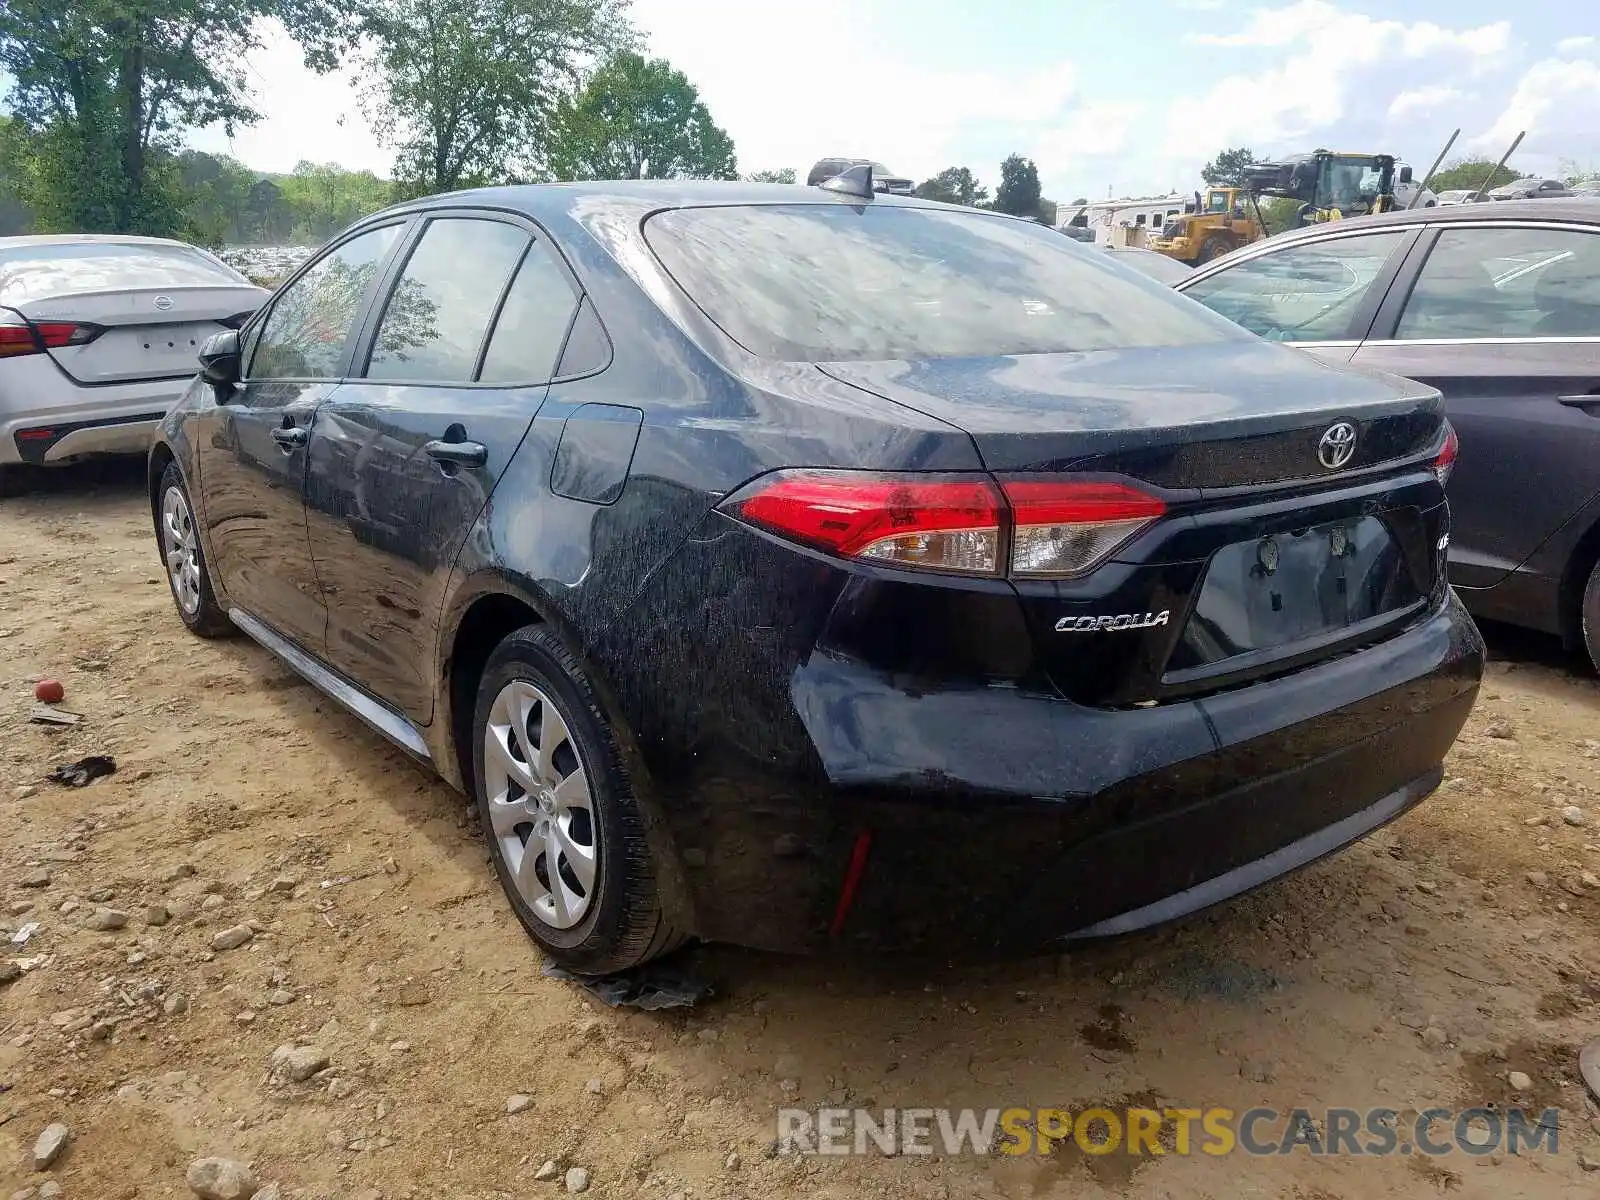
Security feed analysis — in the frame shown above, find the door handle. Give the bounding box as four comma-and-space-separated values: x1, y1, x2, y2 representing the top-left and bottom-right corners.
423, 439, 487, 469
270, 425, 308, 448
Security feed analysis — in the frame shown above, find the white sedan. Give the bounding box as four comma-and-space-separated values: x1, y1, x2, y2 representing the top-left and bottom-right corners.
1, 235, 267, 477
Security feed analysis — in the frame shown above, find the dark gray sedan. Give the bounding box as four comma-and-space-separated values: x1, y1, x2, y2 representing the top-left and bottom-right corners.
1176, 199, 1600, 670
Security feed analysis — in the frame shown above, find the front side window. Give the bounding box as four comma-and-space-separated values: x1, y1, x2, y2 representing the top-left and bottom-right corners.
644, 204, 1242, 362
250, 225, 401, 380
365, 218, 529, 383
1395, 227, 1600, 340
1182, 231, 1408, 342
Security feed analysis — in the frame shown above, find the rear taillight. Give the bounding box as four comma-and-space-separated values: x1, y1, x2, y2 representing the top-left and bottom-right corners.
723, 471, 1167, 579
0, 318, 100, 358
1002, 480, 1167, 578
1432, 422, 1458, 484
728, 471, 1004, 574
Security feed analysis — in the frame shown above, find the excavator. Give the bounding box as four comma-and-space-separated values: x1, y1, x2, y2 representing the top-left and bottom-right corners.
1149, 151, 1417, 266
1149, 131, 1502, 267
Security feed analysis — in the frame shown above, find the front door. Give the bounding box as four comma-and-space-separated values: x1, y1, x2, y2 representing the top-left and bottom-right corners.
1349, 223, 1600, 590
199, 223, 408, 650
304, 214, 582, 723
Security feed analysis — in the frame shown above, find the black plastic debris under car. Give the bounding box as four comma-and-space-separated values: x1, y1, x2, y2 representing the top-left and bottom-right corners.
541, 957, 712, 1010
47, 754, 117, 787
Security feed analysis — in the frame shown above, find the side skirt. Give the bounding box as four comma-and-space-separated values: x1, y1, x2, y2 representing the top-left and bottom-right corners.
228, 607, 432, 762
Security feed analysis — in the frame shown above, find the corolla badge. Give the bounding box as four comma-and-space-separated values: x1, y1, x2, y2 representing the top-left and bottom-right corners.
153, 294, 175, 311
1317, 421, 1357, 469
1055, 611, 1170, 633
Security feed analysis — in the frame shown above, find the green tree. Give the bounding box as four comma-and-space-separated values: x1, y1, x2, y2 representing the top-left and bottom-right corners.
0, 116, 36, 234
360, 0, 632, 196
1427, 158, 1519, 193
550, 51, 737, 181
914, 166, 989, 207
744, 168, 796, 184
277, 160, 393, 240
0, 0, 353, 234
993, 154, 1042, 218
1202, 147, 1256, 188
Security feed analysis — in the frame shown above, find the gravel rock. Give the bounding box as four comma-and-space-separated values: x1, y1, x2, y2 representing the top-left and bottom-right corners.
1415, 881, 1437, 895
39, 1183, 62, 1200
533, 1160, 559, 1181
1508, 1070, 1534, 1091
251, 1187, 282, 1200
145, 904, 171, 927
200, 894, 225, 912
1526, 871, 1549, 887
185, 1156, 259, 1200
270, 1043, 329, 1083
268, 876, 299, 895
725, 1151, 741, 1170
506, 1093, 533, 1115
163, 993, 189, 1016
1483, 719, 1515, 739
1421, 1026, 1450, 1049
0, 960, 21, 986
164, 863, 197, 882
267, 989, 295, 1006
19, 870, 51, 889
1240, 1056, 1277, 1083
32, 1122, 70, 1170
564, 1167, 590, 1194
1563, 806, 1587, 827
88, 907, 129, 931
1578, 1148, 1600, 1172
584, 1077, 603, 1095
210, 924, 254, 951
8, 900, 33, 916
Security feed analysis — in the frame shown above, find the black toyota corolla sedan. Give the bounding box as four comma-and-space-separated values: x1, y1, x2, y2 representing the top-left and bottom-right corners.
148, 179, 1483, 974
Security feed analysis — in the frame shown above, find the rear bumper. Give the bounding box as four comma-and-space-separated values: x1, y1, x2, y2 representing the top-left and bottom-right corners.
683, 590, 1482, 954
1, 361, 185, 465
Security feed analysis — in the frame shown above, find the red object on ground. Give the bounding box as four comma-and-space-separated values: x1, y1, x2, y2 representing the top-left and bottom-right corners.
34, 679, 65, 704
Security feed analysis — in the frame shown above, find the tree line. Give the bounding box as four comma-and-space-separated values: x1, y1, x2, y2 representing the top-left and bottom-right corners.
0, 0, 755, 243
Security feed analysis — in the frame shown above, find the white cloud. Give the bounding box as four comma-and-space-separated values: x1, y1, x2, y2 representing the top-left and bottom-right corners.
188, 23, 387, 175
1557, 35, 1595, 53
1475, 53, 1600, 170
1387, 85, 1465, 119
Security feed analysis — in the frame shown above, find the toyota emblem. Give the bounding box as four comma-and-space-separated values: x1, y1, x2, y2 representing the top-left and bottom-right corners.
153, 294, 175, 311
1317, 421, 1357, 470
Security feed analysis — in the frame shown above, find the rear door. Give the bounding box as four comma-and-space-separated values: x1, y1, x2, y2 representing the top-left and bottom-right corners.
1350, 220, 1600, 591
304, 212, 581, 723
1178, 227, 1421, 367
0, 241, 264, 384
197, 222, 406, 651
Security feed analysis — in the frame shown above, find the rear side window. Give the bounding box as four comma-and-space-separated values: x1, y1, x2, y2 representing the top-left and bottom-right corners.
1395, 227, 1600, 340
251, 224, 401, 380
644, 204, 1239, 361
365, 218, 529, 383
0, 242, 248, 304
478, 241, 580, 384
1182, 231, 1408, 342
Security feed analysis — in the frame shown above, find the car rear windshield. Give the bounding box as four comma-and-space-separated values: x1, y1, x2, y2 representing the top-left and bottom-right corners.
644, 204, 1240, 361
0, 242, 248, 305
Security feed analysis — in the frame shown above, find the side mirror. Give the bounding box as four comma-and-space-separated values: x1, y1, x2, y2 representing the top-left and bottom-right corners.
199, 329, 241, 390
1398, 166, 1414, 184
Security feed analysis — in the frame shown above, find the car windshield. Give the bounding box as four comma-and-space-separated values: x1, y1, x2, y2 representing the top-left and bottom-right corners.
1107, 249, 1193, 284
0, 241, 247, 304
644, 204, 1240, 361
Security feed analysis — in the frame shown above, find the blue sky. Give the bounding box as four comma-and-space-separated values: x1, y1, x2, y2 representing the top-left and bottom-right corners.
181, 0, 1597, 200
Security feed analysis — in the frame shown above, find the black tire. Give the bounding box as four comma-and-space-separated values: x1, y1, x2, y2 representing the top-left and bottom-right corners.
471, 624, 683, 974
1198, 234, 1234, 264
1583, 560, 1600, 675
157, 463, 233, 638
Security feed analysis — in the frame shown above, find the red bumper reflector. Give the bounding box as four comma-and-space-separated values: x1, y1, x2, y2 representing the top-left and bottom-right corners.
16, 428, 55, 441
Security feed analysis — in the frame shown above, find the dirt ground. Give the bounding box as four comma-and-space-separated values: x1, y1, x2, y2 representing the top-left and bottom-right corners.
4, 460, 1600, 1200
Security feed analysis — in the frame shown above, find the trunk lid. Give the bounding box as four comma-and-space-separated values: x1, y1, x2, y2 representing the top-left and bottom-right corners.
816, 340, 1443, 485
818, 341, 1451, 705
11, 285, 266, 385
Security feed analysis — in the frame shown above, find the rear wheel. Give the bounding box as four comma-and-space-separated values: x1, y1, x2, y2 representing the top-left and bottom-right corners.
158, 464, 233, 637
1583, 561, 1600, 674
472, 624, 682, 974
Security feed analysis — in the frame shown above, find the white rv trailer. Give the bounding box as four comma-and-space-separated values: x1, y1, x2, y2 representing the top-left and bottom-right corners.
1057, 194, 1192, 246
